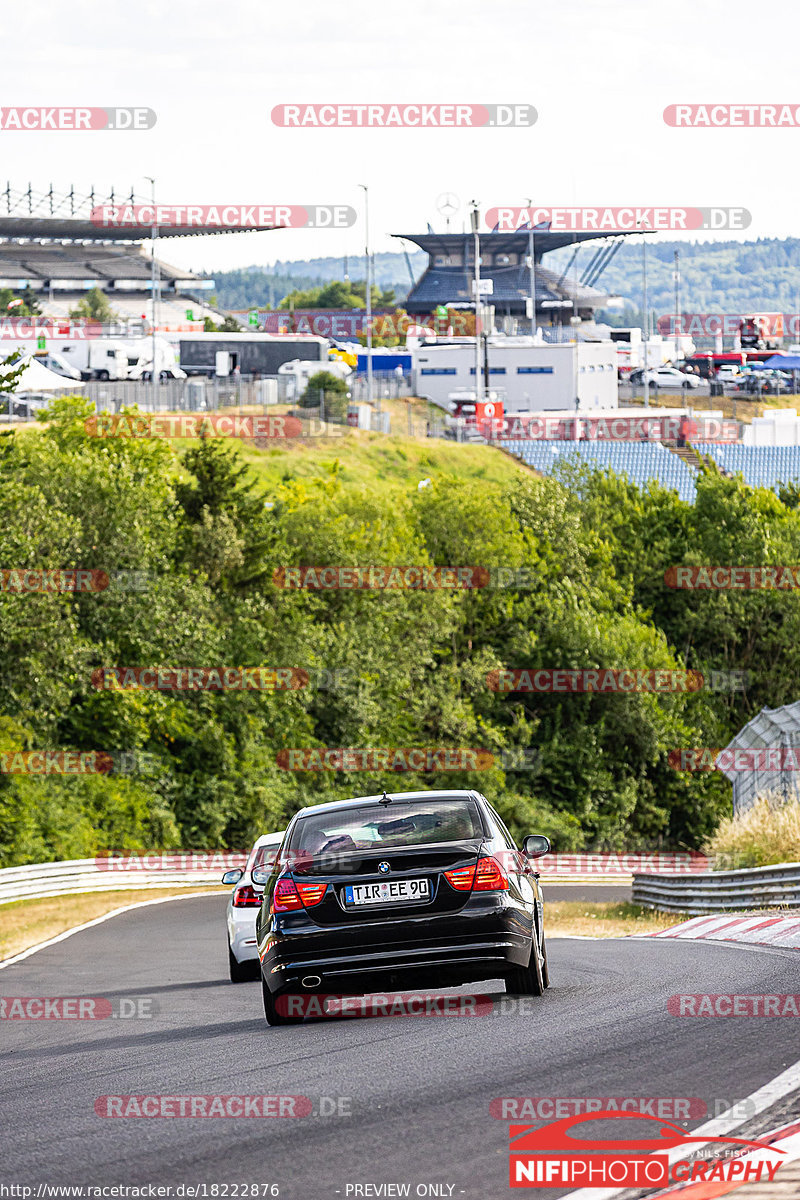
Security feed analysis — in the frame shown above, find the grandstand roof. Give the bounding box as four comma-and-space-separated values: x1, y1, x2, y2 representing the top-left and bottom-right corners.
395, 230, 629, 256
0, 241, 201, 284
0, 184, 280, 242
394, 231, 622, 315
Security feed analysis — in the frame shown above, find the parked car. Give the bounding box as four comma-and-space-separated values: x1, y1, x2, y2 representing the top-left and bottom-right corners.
222, 832, 285, 982
251, 789, 551, 1026
629, 366, 702, 389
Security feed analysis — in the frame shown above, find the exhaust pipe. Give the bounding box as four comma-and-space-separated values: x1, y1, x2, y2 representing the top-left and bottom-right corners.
301, 975, 322, 989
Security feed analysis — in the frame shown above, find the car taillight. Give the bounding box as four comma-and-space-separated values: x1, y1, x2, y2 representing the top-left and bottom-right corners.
297, 881, 328, 906
443, 864, 476, 891
444, 856, 509, 892
232, 885, 263, 908
474, 856, 509, 891
271, 877, 303, 912
270, 877, 328, 913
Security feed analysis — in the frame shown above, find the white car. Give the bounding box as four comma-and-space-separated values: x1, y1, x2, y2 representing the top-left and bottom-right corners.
631, 366, 702, 389
223, 832, 285, 982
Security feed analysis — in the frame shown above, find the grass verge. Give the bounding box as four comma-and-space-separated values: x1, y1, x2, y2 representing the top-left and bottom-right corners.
0, 887, 226, 963
704, 795, 800, 869
546, 901, 688, 937
238, 426, 531, 492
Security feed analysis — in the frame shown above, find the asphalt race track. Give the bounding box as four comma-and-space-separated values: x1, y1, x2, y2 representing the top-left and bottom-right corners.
2, 895, 799, 1198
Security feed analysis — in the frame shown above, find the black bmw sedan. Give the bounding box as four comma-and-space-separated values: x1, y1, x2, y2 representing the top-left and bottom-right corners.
253, 789, 551, 1025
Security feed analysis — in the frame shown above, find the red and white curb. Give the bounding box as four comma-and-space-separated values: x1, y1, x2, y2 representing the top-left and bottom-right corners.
561, 1058, 800, 1200
649, 914, 800, 951
644, 1116, 800, 1198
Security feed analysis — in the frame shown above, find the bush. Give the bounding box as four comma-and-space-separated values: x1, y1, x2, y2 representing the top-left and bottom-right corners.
704, 794, 800, 869
299, 371, 349, 421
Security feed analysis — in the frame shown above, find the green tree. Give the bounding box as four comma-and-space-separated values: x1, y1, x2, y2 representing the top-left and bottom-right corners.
218, 314, 242, 333
69, 286, 117, 322
0, 351, 25, 399
299, 370, 349, 421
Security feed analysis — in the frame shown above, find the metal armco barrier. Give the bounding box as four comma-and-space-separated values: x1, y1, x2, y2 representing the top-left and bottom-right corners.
0, 854, 245, 904
633, 860, 800, 913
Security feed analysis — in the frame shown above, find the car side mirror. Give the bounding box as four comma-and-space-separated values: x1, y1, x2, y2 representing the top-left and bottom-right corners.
222, 868, 243, 885
251, 867, 271, 887
522, 834, 551, 859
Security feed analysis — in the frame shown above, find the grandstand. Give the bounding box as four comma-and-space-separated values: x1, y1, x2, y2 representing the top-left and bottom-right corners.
503, 439, 699, 502
695, 443, 800, 493
502, 435, 800, 502
394, 229, 632, 326
0, 184, 280, 330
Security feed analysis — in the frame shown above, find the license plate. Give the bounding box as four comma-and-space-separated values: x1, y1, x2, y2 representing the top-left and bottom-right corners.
343, 878, 430, 906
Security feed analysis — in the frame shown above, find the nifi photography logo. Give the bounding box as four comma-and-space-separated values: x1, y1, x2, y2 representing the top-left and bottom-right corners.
507, 1111, 784, 1188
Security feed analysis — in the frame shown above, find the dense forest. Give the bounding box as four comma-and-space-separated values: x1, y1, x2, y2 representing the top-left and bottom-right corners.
3, 397, 800, 864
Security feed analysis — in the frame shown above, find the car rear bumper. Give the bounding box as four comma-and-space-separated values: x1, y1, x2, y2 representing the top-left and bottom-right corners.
227, 908, 259, 963
260, 903, 534, 994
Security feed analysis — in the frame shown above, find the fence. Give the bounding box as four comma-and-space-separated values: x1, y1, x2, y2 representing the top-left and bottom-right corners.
632, 860, 800, 913
82, 375, 285, 414
348, 374, 414, 401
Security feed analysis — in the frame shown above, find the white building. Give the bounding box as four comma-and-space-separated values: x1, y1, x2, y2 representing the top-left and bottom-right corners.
412, 336, 618, 412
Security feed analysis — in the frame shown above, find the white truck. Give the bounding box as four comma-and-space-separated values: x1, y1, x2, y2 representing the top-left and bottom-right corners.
49, 339, 130, 381
126, 336, 186, 381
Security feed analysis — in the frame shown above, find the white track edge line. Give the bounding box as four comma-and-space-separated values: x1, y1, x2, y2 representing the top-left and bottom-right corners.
0, 891, 222, 970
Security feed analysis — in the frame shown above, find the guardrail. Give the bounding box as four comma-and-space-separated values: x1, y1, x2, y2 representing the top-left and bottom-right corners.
632, 861, 800, 913
0, 855, 245, 904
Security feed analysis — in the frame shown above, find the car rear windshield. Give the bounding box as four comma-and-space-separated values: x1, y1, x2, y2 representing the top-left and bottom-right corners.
288, 798, 484, 855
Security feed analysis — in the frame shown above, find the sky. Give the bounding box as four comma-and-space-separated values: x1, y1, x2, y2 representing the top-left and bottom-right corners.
2, 0, 800, 278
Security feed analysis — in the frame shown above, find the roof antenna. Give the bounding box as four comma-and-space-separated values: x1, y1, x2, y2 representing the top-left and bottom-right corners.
379, 790, 393, 805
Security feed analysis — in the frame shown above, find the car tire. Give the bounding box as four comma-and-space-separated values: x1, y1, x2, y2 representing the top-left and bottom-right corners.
505, 931, 545, 997
541, 934, 550, 989
228, 944, 256, 984
262, 977, 302, 1026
